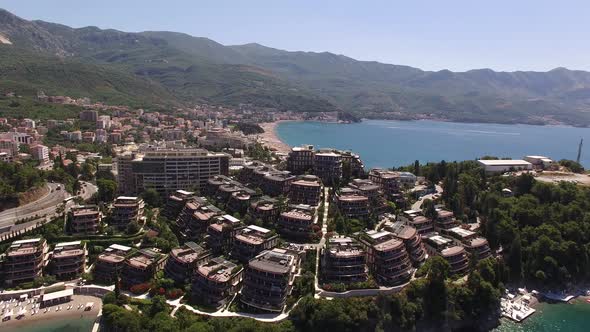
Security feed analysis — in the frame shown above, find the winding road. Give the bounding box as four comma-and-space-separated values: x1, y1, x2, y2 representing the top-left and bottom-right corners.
0, 181, 97, 235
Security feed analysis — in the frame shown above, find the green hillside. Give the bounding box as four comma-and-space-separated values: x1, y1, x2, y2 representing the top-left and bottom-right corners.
3, 8, 590, 125
0, 45, 180, 108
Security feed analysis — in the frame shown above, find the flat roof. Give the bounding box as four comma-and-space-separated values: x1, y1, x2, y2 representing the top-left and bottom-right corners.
117, 196, 139, 200
109, 244, 132, 252
222, 214, 240, 223
449, 226, 475, 238
55, 240, 82, 247
477, 159, 532, 166
13, 238, 42, 245
246, 225, 271, 234
426, 234, 453, 246
42, 289, 73, 302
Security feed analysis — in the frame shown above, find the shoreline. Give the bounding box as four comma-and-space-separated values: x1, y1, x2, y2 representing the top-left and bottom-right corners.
258, 121, 295, 153
0, 295, 101, 331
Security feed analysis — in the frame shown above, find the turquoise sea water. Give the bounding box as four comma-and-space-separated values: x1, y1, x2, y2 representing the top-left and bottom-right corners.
3, 316, 94, 332
277, 120, 590, 169
493, 300, 590, 332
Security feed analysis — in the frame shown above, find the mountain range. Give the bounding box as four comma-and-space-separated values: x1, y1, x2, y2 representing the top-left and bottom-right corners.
2, 8, 590, 125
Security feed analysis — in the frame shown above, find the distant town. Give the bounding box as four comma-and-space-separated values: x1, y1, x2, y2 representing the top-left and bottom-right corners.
0, 91, 588, 331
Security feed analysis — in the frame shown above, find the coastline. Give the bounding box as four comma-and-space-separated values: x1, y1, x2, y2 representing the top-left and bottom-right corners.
258, 121, 295, 153
0, 295, 101, 331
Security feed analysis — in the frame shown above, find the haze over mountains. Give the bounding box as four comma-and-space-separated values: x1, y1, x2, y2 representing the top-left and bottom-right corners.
2, 8, 590, 125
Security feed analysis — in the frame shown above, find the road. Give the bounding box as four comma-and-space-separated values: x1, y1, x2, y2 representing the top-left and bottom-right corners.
0, 183, 68, 229
0, 181, 97, 235
78, 181, 98, 201
411, 184, 443, 211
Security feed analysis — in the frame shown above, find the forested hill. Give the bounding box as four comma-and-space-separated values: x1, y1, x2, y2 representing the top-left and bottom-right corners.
3, 8, 590, 125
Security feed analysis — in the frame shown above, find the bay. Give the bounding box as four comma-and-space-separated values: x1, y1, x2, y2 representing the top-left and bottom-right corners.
276, 120, 590, 169
493, 299, 590, 332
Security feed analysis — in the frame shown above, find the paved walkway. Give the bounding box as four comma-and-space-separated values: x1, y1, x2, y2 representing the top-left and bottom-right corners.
314, 187, 330, 297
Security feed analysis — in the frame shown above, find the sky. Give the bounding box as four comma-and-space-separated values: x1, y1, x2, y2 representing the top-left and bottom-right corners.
2, 0, 589, 72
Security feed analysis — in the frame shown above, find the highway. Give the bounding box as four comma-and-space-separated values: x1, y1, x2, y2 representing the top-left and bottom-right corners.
0, 183, 68, 229
0, 181, 97, 234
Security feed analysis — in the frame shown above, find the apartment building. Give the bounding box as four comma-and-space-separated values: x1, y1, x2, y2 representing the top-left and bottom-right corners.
240, 248, 300, 312
164, 242, 211, 283
131, 148, 229, 196
422, 233, 470, 276
313, 150, 342, 184
249, 197, 280, 224
192, 257, 243, 309
232, 225, 279, 263
347, 178, 385, 212
287, 145, 314, 174
289, 175, 322, 206
79, 110, 98, 122
206, 214, 244, 254
51, 241, 86, 280
340, 151, 365, 178
111, 196, 145, 230
115, 151, 137, 195
227, 190, 254, 215
322, 236, 368, 284
358, 230, 413, 286
444, 226, 492, 261
30, 144, 49, 163
261, 171, 295, 197
402, 209, 435, 235
238, 161, 268, 185
335, 188, 370, 220
94, 244, 132, 283
385, 221, 427, 266
2, 238, 49, 286
163, 190, 195, 220
277, 204, 317, 240
176, 199, 222, 241
369, 169, 416, 201
69, 205, 101, 234
121, 249, 167, 287
435, 209, 460, 231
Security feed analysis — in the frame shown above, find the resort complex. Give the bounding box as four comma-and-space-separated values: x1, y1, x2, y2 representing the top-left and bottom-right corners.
0, 88, 575, 330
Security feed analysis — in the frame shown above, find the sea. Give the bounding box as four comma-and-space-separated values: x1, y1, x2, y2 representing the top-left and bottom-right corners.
278, 119, 590, 330
493, 299, 590, 332
3, 316, 95, 332
276, 120, 590, 169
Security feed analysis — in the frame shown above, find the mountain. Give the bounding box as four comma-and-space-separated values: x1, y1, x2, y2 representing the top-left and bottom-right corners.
2, 8, 590, 125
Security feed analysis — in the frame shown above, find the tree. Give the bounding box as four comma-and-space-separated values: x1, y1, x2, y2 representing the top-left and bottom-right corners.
413, 160, 421, 176
507, 235, 523, 281
149, 295, 168, 317
102, 304, 142, 332
422, 199, 438, 220
515, 173, 534, 196
97, 178, 117, 202
142, 188, 163, 207
80, 161, 95, 180
126, 220, 140, 234
425, 256, 451, 321
73, 179, 81, 194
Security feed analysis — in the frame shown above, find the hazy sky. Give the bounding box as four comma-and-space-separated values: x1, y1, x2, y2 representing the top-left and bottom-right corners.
3, 0, 589, 72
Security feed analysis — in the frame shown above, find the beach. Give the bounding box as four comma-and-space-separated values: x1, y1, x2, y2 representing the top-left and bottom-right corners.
259, 121, 292, 153
1, 295, 101, 331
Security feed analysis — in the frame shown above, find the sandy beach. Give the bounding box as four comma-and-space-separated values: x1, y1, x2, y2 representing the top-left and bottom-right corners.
0, 294, 101, 330
258, 121, 293, 153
